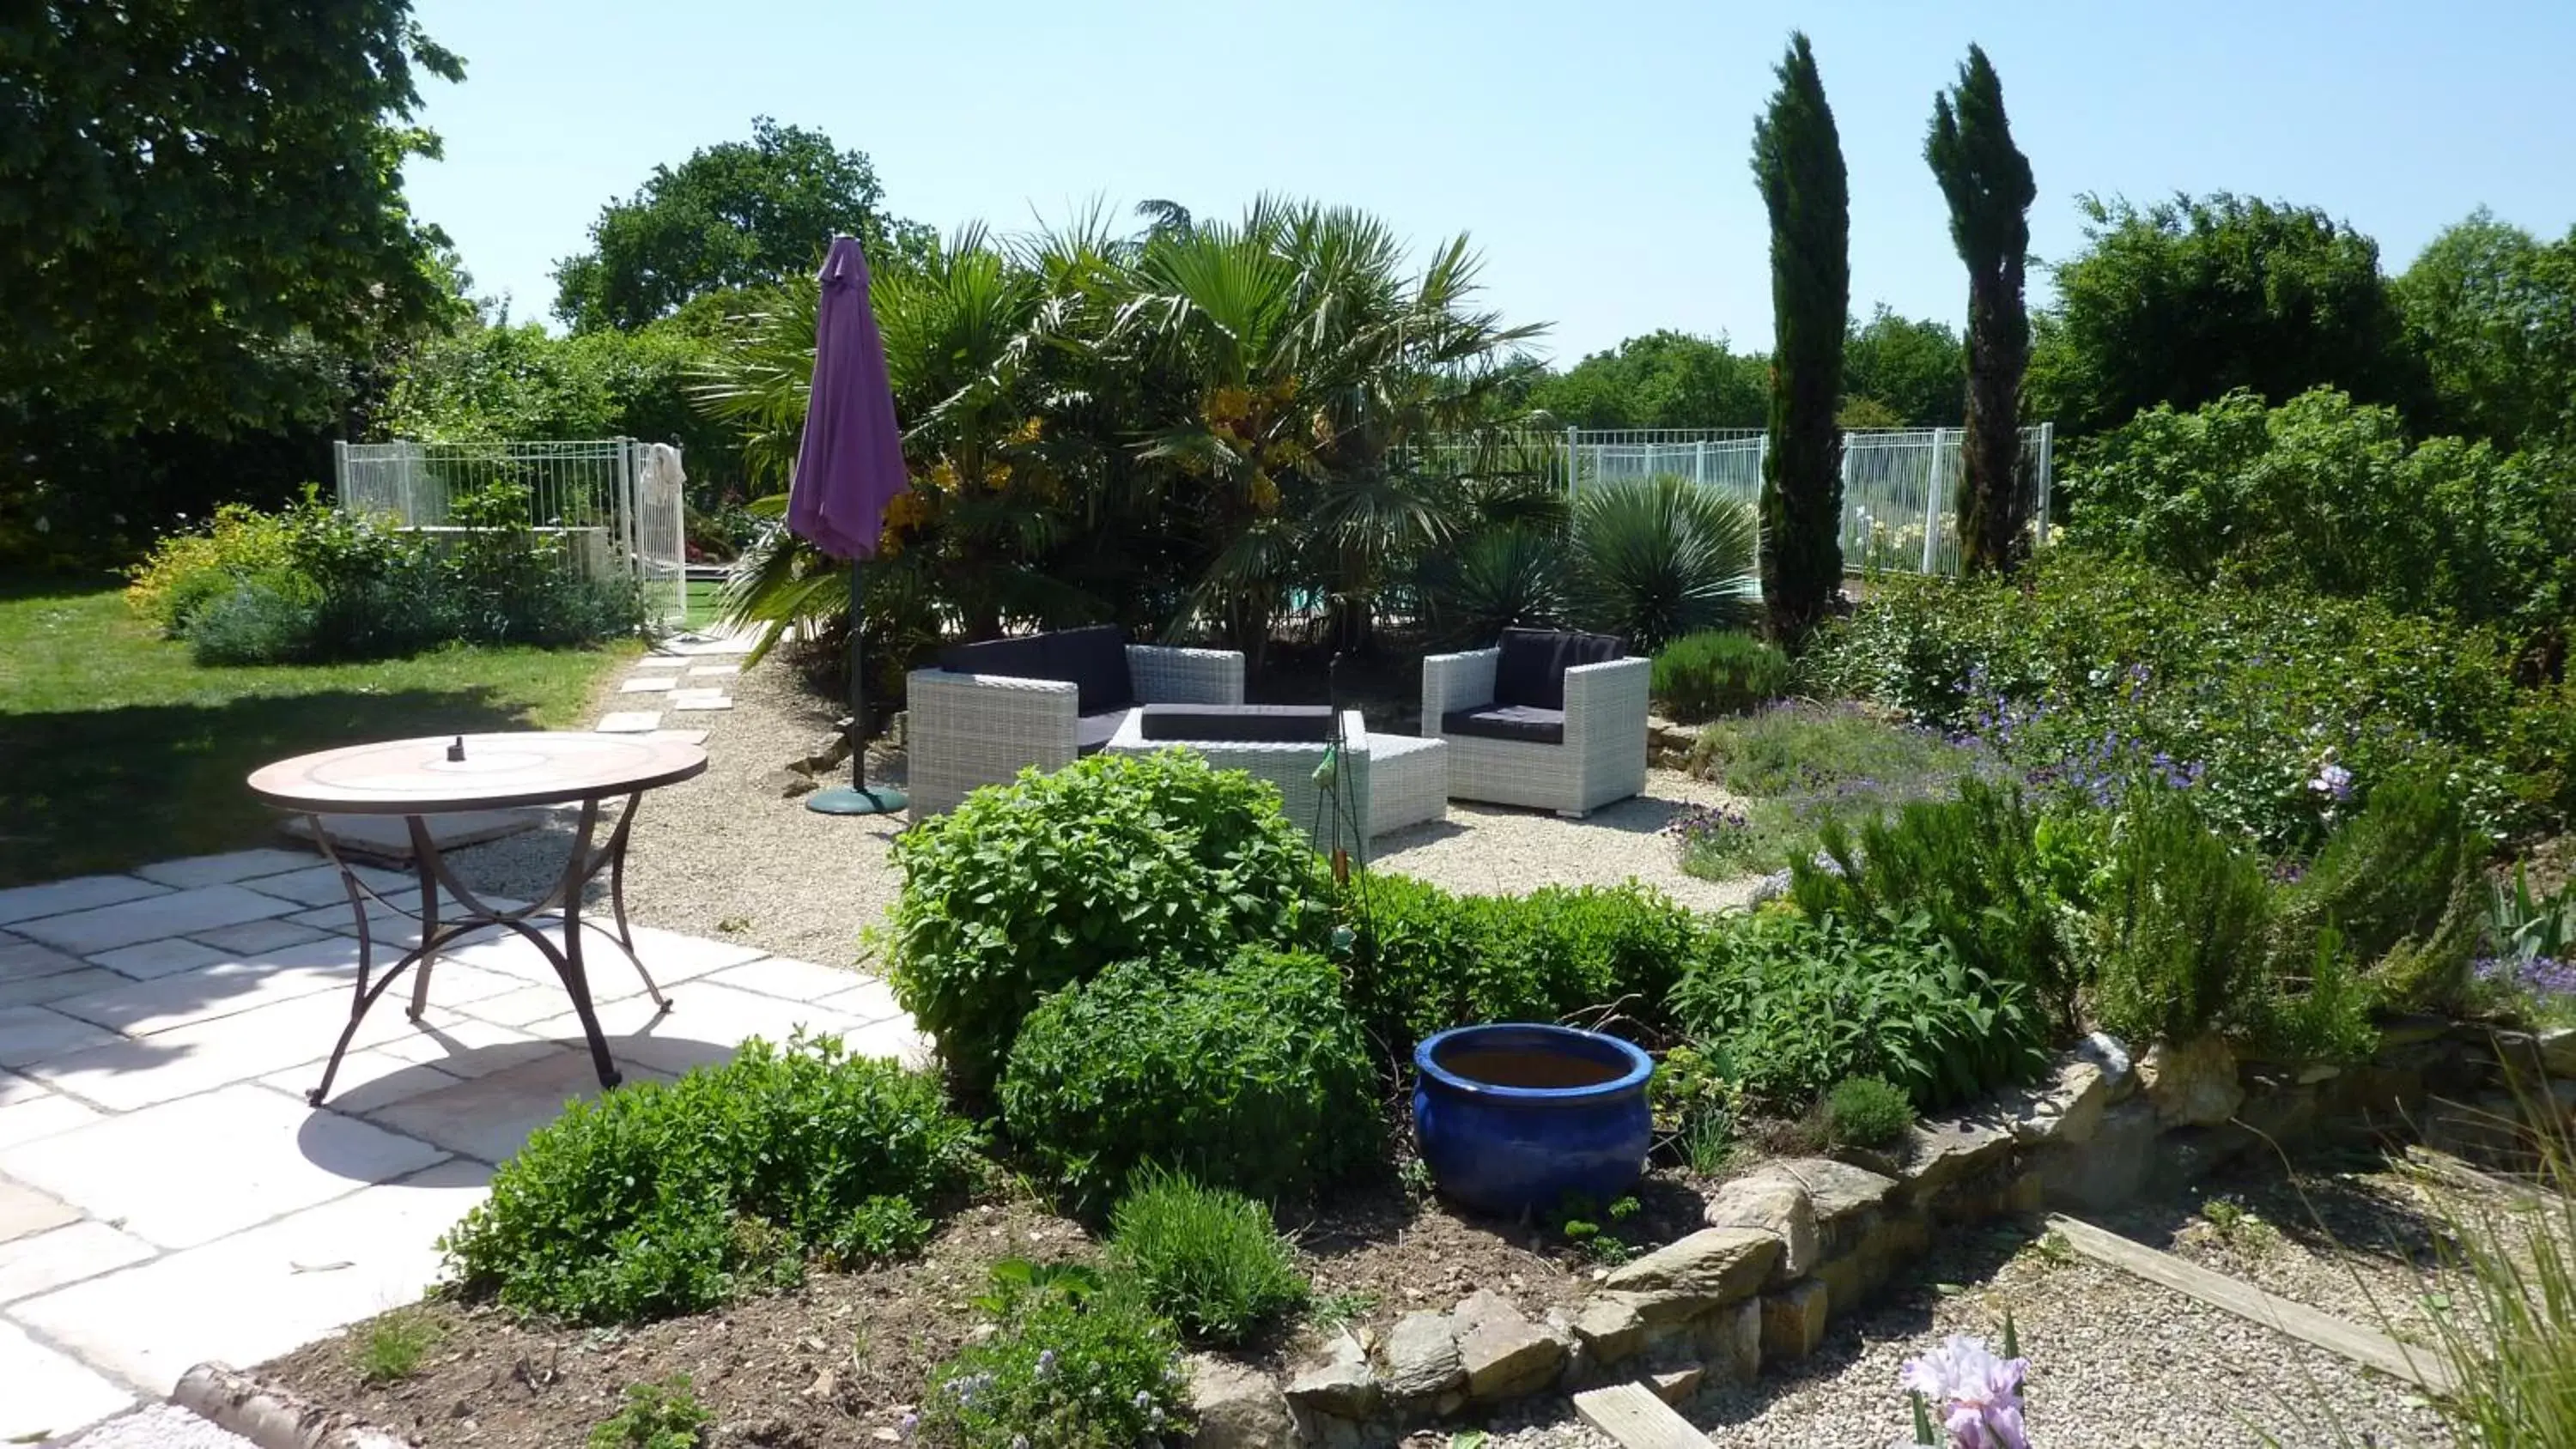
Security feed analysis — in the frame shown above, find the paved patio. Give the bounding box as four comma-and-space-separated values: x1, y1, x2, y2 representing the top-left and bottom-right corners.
0, 849, 918, 1444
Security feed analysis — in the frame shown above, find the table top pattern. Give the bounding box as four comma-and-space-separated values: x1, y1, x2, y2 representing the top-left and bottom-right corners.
247, 732, 708, 815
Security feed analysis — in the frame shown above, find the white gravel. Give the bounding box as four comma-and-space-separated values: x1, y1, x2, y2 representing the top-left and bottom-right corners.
51, 1406, 256, 1449
440, 655, 1764, 969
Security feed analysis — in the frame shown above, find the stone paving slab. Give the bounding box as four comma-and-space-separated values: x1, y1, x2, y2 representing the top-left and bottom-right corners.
686, 663, 740, 677
631, 654, 687, 669
0, 1317, 136, 1443
0, 1089, 103, 1149
645, 727, 709, 745
0, 876, 169, 929
42, 937, 363, 1039
15, 886, 296, 956
26, 995, 480, 1113
185, 919, 331, 956
0, 1008, 124, 1070
14, 1158, 489, 1396
702, 955, 874, 1008
618, 675, 678, 693
1, 935, 92, 982
276, 809, 542, 864
232, 864, 427, 910
0, 1175, 80, 1242
0, 966, 128, 1011
134, 851, 319, 891
669, 688, 733, 711
0, 1220, 155, 1305
596, 709, 664, 733
362, 1051, 670, 1164
7, 1084, 447, 1250
86, 938, 228, 981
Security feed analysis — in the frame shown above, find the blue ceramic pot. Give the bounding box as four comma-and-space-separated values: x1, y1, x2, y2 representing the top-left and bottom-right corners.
1411, 1022, 1655, 1217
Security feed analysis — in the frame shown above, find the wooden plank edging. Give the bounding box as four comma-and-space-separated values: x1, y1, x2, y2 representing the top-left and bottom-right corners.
1572, 1381, 1710, 1449
2045, 1212, 2458, 1395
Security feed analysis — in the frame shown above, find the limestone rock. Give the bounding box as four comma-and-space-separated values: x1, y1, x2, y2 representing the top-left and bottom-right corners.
1382, 1309, 1464, 1410
1188, 1355, 1295, 1449
2032, 1097, 2159, 1210
1284, 1331, 1379, 1419
2140, 1037, 2245, 1127
1759, 1279, 1829, 1361
1453, 1289, 1564, 1402
1895, 1113, 2014, 1198
800, 731, 854, 773
2541, 1028, 2576, 1081
762, 767, 818, 799
1600, 1228, 1781, 1316
1702, 1172, 1818, 1279
1997, 1058, 2109, 1146
1649, 1366, 1703, 1405
1570, 1292, 1647, 1365
1767, 1157, 1898, 1252
2076, 1031, 2136, 1100
1696, 1297, 1764, 1385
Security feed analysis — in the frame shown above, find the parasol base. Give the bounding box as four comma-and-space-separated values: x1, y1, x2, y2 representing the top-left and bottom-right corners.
805, 785, 908, 816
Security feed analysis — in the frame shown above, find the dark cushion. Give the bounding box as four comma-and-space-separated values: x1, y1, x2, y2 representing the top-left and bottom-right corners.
1443, 704, 1567, 746
1138, 704, 1334, 743
1074, 708, 1133, 756
1492, 627, 1626, 711
940, 625, 1133, 714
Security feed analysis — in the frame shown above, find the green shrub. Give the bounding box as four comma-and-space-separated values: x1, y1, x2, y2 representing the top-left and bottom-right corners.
185, 577, 321, 664
1568, 476, 1759, 652
127, 502, 300, 634
1651, 629, 1792, 721
885, 751, 1330, 1095
2087, 791, 2276, 1044
591, 1376, 709, 1449
1790, 779, 2086, 1031
1669, 910, 2048, 1111
2277, 770, 2485, 1009
1340, 874, 1704, 1049
440, 1033, 981, 1324
998, 949, 1378, 1211
1107, 1169, 1308, 1347
1822, 1075, 1913, 1148
1672, 701, 1998, 881
1806, 550, 2567, 848
919, 1263, 1191, 1449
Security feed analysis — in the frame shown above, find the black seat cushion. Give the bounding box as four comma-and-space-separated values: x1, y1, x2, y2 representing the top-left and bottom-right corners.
1492, 627, 1626, 711
939, 625, 1133, 714
1443, 703, 1567, 746
1074, 708, 1133, 756
1137, 704, 1334, 743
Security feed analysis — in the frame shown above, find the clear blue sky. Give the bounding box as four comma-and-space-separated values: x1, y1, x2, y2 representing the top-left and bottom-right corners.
407, 0, 2576, 361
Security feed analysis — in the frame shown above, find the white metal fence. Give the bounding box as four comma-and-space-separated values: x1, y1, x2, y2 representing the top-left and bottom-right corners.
332, 438, 687, 621
1417, 425, 2054, 577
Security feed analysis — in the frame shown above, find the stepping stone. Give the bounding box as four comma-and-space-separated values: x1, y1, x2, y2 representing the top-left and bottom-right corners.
618, 676, 677, 694
595, 711, 664, 734
275, 810, 540, 865
669, 690, 732, 712
685, 663, 739, 677
0, 875, 167, 929
645, 729, 708, 745
135, 849, 319, 890
87, 938, 228, 981
632, 655, 687, 670
14, 885, 298, 956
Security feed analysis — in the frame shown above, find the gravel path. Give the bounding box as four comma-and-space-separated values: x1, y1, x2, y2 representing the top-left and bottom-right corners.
441, 654, 1762, 968
52, 1406, 256, 1449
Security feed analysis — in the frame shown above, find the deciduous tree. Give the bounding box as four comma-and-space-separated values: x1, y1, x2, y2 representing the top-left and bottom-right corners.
1926, 44, 2037, 572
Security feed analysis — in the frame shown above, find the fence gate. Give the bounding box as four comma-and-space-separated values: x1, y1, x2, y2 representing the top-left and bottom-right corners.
332, 437, 687, 623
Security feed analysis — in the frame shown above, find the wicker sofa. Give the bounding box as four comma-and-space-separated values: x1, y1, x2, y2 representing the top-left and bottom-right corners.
905, 625, 1245, 817
1420, 627, 1649, 816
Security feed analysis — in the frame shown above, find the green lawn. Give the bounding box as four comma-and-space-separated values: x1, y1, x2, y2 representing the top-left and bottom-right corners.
0, 579, 637, 888
683, 578, 726, 629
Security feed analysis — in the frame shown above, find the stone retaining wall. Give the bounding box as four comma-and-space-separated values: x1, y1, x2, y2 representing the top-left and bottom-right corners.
1188, 1022, 2576, 1448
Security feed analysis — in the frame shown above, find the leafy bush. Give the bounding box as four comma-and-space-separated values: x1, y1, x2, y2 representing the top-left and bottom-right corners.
997, 949, 1378, 1211
1791, 779, 2087, 1031
1107, 1169, 1308, 1347
1822, 1076, 1914, 1148
1567, 476, 1759, 652
1669, 910, 2048, 1112
125, 486, 646, 664
2087, 791, 2276, 1044
440, 1034, 981, 1324
1807, 549, 2573, 849
591, 1377, 709, 1449
1340, 874, 1704, 1049
885, 750, 1330, 1096
1652, 629, 1792, 721
918, 1263, 1191, 1449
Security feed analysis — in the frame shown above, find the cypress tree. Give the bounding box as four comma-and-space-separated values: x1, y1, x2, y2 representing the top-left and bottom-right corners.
1751, 32, 1850, 641
1927, 44, 2038, 573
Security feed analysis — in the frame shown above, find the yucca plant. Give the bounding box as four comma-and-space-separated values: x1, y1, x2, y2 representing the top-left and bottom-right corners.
1568, 476, 1759, 652
1425, 526, 1568, 645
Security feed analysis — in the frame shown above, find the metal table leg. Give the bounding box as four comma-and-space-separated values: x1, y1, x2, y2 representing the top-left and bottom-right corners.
302, 793, 672, 1106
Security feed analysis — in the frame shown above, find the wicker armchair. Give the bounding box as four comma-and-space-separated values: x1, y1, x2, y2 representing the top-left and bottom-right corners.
1420, 627, 1649, 817
906, 626, 1244, 817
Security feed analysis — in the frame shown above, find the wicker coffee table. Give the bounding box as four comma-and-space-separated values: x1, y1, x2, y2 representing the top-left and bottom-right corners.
247, 731, 708, 1105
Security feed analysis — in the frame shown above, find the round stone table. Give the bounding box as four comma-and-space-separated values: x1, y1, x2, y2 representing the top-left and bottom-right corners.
248, 732, 707, 1105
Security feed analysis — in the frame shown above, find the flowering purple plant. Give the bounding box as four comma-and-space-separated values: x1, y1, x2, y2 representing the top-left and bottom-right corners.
1662, 803, 1749, 849
2307, 760, 2354, 804
1901, 1334, 2030, 1449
